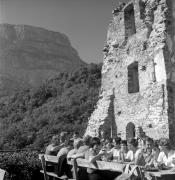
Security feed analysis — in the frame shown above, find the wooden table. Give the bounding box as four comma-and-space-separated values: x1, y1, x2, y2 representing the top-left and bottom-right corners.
39, 154, 175, 180
145, 169, 175, 180
75, 159, 126, 172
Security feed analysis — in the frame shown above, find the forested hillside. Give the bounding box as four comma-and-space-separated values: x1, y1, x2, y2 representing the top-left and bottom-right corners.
0, 63, 102, 150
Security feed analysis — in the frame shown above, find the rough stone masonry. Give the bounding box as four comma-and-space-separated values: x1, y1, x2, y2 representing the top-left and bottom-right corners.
85, 0, 175, 144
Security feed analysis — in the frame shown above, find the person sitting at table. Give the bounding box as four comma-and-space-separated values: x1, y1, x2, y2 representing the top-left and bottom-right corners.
59, 131, 68, 143
57, 139, 74, 158
85, 137, 106, 180
125, 138, 145, 166
45, 135, 65, 155
118, 140, 128, 162
72, 135, 92, 159
67, 138, 83, 160
157, 138, 175, 168
72, 131, 82, 143
101, 138, 114, 161
105, 138, 114, 150
99, 129, 107, 147
143, 137, 155, 167
152, 140, 160, 162
136, 126, 147, 150
111, 137, 121, 162
144, 139, 160, 168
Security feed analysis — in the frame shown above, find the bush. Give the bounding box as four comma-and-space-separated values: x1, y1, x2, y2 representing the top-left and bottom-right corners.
0, 63, 102, 149
0, 151, 42, 180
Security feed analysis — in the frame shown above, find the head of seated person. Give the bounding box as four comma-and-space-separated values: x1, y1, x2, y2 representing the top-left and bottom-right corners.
127, 138, 138, 152
45, 135, 59, 155
136, 126, 145, 139
120, 140, 128, 153
73, 131, 80, 140
90, 137, 101, 153
159, 138, 172, 153
59, 131, 68, 144
144, 137, 154, 154
51, 135, 59, 146
99, 129, 105, 140
66, 139, 74, 148
83, 135, 92, 147
105, 138, 113, 151
74, 139, 83, 150
113, 137, 121, 150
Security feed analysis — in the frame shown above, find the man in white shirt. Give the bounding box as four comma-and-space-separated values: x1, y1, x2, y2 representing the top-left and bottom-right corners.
125, 138, 144, 165
57, 139, 74, 158
45, 131, 68, 155
111, 137, 121, 161
136, 126, 146, 150
45, 135, 60, 155
157, 138, 175, 168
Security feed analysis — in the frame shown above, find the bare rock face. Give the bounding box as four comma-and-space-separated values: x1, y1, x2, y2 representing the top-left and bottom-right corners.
0, 24, 85, 96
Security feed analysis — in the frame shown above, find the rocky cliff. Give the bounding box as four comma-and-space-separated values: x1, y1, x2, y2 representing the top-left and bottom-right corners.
0, 24, 85, 96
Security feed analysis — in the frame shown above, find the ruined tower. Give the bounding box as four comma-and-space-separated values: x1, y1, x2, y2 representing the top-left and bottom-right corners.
85, 0, 175, 144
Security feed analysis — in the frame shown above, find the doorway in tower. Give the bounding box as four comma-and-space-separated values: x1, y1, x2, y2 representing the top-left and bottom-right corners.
126, 122, 135, 140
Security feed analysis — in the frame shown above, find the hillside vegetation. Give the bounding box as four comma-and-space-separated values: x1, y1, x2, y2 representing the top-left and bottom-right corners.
0, 63, 102, 150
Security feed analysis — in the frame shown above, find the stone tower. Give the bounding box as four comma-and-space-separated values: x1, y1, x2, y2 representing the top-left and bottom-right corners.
85, 0, 175, 144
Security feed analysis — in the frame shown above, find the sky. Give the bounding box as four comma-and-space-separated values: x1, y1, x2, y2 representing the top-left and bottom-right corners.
0, 0, 127, 64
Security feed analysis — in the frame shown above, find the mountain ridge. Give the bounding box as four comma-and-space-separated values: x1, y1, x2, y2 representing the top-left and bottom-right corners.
0, 23, 86, 96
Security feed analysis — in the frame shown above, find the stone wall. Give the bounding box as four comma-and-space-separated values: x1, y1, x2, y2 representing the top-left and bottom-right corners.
85, 0, 175, 143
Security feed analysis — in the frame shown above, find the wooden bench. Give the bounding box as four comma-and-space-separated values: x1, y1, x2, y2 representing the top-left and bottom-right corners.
39, 154, 75, 180
39, 154, 126, 180
0, 168, 6, 180
39, 154, 129, 180
39, 154, 175, 180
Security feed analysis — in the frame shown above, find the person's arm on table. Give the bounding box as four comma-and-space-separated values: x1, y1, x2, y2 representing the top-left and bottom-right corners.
89, 150, 106, 163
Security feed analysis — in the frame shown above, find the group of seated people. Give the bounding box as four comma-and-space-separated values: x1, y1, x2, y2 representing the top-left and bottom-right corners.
45, 129, 175, 180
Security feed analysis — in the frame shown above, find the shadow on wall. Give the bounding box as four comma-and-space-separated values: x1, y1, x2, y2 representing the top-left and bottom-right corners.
99, 90, 117, 138
167, 81, 175, 146
126, 122, 136, 140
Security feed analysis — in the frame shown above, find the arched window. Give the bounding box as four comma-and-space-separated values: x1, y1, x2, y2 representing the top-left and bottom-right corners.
124, 3, 136, 39
126, 122, 135, 140
128, 62, 139, 93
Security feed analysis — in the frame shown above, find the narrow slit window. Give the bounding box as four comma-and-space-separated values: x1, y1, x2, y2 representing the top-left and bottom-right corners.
139, 0, 145, 19
124, 3, 136, 39
128, 62, 139, 93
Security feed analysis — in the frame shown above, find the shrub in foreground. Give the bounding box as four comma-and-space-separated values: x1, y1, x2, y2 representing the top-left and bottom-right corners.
0, 151, 42, 180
